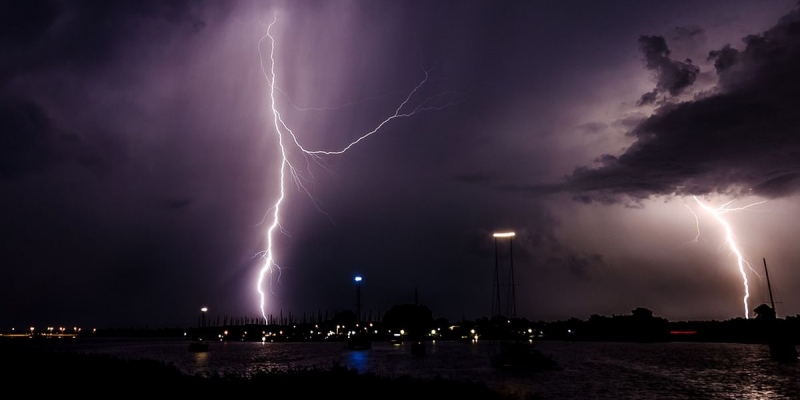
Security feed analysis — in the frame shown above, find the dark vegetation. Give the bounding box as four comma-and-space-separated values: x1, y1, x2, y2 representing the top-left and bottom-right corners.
542, 306, 800, 344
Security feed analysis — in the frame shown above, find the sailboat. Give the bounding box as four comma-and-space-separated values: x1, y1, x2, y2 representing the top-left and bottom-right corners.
761, 258, 797, 362
189, 307, 211, 352
487, 231, 558, 371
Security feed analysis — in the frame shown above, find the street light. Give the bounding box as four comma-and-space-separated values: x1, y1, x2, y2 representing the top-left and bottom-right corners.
493, 232, 516, 238
199, 307, 208, 328
492, 231, 516, 318
354, 276, 363, 323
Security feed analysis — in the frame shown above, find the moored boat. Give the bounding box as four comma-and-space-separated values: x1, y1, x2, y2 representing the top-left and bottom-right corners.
188, 338, 210, 352
762, 259, 798, 363
490, 340, 558, 371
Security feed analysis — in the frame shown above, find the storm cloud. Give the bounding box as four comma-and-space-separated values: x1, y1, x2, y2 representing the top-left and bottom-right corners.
636, 35, 701, 106
3, 1, 799, 328
549, 5, 800, 202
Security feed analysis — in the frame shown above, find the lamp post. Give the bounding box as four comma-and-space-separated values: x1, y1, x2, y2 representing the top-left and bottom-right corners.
199, 307, 208, 328
492, 231, 516, 318
354, 276, 363, 323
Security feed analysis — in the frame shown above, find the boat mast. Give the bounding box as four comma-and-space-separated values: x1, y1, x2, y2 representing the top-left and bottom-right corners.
763, 258, 777, 314
492, 237, 501, 317
507, 236, 516, 318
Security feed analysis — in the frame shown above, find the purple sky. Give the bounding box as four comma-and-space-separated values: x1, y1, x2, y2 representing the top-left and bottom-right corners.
3, 0, 800, 329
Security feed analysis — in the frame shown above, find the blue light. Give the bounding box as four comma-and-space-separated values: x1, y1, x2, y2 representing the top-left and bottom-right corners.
354, 276, 362, 282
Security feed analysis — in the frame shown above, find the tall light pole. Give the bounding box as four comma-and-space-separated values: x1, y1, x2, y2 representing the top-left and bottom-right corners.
492, 232, 516, 318
199, 307, 208, 328
492, 236, 501, 317
354, 276, 363, 323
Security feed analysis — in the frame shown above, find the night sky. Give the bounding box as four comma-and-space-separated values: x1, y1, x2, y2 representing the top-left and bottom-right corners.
3, 0, 800, 329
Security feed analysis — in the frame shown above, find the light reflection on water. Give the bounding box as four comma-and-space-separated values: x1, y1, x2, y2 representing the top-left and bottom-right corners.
190, 350, 209, 375
37, 339, 800, 399
347, 349, 370, 372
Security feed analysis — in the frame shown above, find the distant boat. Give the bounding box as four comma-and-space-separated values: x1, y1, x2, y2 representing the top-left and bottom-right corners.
188, 337, 210, 352
490, 340, 559, 371
762, 258, 798, 363
190, 308, 211, 352
487, 231, 558, 371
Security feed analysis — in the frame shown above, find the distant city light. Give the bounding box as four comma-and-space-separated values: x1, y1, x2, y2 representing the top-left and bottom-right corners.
492, 232, 515, 238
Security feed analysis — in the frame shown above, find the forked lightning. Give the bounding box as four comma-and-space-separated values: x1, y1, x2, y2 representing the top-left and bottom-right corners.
254, 16, 456, 320
688, 195, 766, 319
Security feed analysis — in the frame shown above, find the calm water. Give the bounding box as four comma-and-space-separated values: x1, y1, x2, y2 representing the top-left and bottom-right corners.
33, 339, 800, 399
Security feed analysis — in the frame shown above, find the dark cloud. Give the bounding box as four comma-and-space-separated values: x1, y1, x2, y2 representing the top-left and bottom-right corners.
636, 90, 659, 107
636, 35, 701, 106
536, 4, 800, 202
0, 0, 214, 82
708, 44, 739, 73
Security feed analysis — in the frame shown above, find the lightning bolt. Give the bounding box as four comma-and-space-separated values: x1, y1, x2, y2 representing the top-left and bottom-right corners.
254, 16, 458, 320
688, 195, 766, 319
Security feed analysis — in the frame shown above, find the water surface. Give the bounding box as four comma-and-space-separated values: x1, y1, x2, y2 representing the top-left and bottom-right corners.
34, 339, 800, 399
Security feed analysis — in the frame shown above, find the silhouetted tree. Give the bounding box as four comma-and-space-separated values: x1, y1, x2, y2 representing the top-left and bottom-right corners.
754, 304, 776, 320
631, 307, 654, 319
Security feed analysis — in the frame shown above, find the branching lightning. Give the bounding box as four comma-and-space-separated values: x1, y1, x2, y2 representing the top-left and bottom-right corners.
687, 195, 766, 319
254, 16, 458, 320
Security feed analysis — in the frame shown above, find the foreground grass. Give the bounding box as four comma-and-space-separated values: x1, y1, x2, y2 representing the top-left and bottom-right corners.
0, 340, 539, 399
